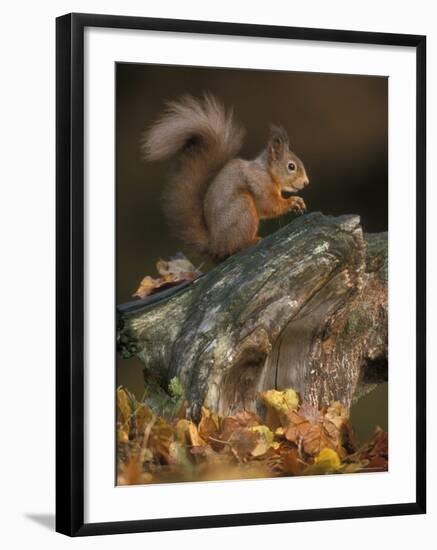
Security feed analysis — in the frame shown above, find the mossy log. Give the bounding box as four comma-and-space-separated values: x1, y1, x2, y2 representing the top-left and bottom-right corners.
117, 213, 387, 420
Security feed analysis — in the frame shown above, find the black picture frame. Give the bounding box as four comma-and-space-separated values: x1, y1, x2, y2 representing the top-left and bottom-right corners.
56, 12, 426, 537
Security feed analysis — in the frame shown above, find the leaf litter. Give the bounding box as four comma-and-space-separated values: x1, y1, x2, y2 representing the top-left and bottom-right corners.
117, 386, 387, 485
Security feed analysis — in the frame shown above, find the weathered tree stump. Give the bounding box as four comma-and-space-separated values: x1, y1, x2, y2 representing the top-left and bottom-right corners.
117, 212, 387, 420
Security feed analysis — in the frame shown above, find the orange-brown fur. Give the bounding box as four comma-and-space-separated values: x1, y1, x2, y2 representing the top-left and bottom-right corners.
142, 94, 309, 260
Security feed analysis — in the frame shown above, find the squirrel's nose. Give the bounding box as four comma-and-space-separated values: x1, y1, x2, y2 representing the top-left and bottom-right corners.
303, 179, 309, 187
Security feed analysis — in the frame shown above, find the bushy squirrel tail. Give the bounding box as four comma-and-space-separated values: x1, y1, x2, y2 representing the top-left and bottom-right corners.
142, 94, 244, 255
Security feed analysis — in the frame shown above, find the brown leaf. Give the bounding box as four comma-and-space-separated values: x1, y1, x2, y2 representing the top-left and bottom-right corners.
147, 417, 174, 464
198, 407, 220, 442
286, 416, 333, 456
298, 402, 322, 421
280, 446, 306, 476
133, 276, 158, 298
284, 402, 355, 458
233, 410, 262, 427
219, 416, 241, 444
156, 255, 201, 280
228, 428, 259, 459
366, 456, 388, 470
354, 427, 388, 471
133, 254, 202, 298
219, 411, 260, 443
368, 428, 388, 458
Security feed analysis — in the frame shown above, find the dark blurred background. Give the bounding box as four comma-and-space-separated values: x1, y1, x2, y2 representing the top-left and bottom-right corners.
116, 63, 388, 442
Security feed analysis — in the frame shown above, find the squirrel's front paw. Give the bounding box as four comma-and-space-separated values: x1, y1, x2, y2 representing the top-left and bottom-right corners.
289, 197, 307, 215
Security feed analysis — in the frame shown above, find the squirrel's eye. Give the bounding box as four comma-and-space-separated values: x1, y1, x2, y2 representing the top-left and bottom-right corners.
287, 161, 296, 172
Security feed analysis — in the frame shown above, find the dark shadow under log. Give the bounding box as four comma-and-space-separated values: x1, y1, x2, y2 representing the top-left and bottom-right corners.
117, 212, 387, 420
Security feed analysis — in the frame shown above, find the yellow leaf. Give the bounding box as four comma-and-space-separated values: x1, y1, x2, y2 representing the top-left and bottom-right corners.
259, 388, 299, 414
188, 422, 205, 447
117, 428, 129, 444
175, 419, 206, 447
133, 276, 158, 298
314, 447, 341, 469
250, 425, 275, 457
117, 387, 132, 426
304, 448, 342, 475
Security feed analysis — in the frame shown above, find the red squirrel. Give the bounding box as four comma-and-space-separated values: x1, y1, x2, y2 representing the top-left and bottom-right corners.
142, 94, 309, 260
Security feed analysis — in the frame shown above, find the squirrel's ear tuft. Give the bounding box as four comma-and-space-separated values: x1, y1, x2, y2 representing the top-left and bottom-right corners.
268, 125, 289, 161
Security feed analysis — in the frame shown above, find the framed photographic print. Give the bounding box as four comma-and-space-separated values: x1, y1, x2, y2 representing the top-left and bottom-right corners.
56, 13, 426, 536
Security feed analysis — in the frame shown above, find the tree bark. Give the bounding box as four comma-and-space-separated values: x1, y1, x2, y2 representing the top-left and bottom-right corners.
117, 212, 387, 420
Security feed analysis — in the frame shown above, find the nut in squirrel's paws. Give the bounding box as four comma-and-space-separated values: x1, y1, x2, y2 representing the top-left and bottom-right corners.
288, 197, 307, 215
